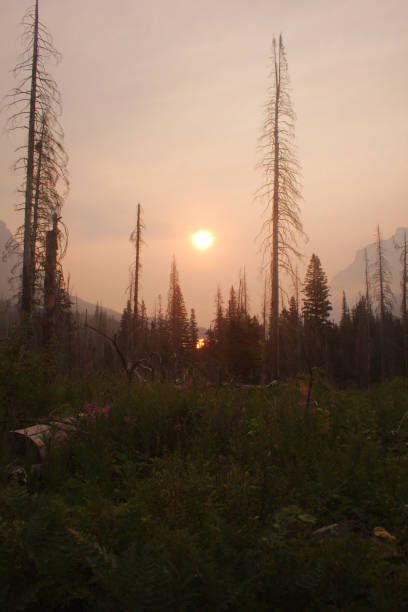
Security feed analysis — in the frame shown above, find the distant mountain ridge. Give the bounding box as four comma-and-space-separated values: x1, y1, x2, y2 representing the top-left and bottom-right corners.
2, 220, 406, 326
330, 227, 407, 319
0, 220, 122, 321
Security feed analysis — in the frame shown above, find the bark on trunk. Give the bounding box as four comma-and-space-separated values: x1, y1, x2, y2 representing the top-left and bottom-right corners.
21, 0, 39, 317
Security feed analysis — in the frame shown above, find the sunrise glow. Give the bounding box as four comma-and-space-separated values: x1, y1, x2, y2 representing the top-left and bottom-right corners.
192, 231, 213, 249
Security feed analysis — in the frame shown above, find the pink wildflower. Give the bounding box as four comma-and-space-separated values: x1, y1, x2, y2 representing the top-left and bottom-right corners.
174, 422, 182, 431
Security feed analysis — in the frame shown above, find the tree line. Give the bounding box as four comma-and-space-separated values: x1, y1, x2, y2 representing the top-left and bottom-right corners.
2, 3, 406, 388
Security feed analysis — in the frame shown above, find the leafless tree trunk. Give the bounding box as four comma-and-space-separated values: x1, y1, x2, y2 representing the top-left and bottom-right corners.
4, 1, 67, 324
363, 248, 371, 384
21, 0, 39, 316
395, 231, 408, 375
257, 35, 305, 379
372, 226, 393, 379
130, 203, 144, 345
43, 213, 58, 344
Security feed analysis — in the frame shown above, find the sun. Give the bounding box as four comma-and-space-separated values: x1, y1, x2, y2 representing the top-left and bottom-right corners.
192, 231, 213, 250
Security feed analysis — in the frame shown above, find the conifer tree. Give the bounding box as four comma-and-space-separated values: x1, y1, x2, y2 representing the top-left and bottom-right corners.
189, 308, 199, 349
279, 295, 301, 376
226, 286, 238, 323
338, 291, 354, 382
340, 291, 351, 329
118, 300, 133, 354
167, 256, 188, 355
302, 254, 332, 326
213, 286, 225, 345
352, 296, 374, 386
302, 254, 332, 367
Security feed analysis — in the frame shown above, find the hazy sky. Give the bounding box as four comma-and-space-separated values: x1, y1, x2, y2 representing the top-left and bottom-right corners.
1, 0, 407, 325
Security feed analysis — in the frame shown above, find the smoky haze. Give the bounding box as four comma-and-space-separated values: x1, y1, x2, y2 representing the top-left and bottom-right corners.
0, 0, 407, 325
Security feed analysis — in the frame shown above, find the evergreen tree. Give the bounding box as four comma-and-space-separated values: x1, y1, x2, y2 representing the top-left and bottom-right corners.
226, 286, 238, 323
118, 300, 133, 354
340, 291, 351, 328
302, 254, 332, 326
352, 296, 377, 385
213, 286, 225, 345
167, 256, 188, 356
302, 254, 332, 367
279, 295, 301, 377
337, 291, 354, 383
189, 308, 199, 349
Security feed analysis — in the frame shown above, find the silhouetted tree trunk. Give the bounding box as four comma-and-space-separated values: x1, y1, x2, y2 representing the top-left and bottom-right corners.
21, 0, 39, 317
43, 214, 58, 344
372, 226, 393, 379
130, 203, 143, 345
395, 231, 408, 375
5, 1, 68, 323
257, 35, 305, 379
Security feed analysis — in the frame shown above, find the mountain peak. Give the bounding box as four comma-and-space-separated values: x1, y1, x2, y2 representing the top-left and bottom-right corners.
330, 227, 408, 319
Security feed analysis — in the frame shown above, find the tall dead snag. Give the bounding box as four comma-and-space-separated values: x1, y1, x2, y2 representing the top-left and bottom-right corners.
363, 248, 372, 382
257, 34, 305, 379
373, 226, 393, 321
372, 225, 393, 378
394, 231, 408, 374
130, 203, 144, 346
4, 0, 67, 320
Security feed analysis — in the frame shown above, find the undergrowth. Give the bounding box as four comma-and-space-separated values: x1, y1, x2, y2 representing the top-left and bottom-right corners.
1, 360, 408, 610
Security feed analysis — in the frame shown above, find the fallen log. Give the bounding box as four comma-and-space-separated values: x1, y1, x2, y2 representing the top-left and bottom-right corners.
9, 417, 77, 463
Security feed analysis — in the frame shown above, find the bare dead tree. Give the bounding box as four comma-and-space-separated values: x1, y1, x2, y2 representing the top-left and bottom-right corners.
43, 213, 58, 344
257, 34, 305, 379
85, 323, 151, 384
372, 226, 394, 378
363, 247, 372, 381
129, 203, 144, 345
394, 231, 408, 374
3, 0, 67, 320
372, 226, 393, 320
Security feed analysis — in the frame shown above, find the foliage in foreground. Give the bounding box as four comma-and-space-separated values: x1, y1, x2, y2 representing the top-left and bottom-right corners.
1, 364, 408, 610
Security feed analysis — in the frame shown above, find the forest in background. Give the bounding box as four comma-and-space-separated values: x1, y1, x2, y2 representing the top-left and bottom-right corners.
1, 5, 406, 390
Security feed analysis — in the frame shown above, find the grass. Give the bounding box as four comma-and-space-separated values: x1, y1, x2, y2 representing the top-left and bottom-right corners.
1, 369, 408, 610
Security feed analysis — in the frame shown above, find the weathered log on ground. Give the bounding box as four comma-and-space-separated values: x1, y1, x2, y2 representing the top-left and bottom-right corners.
9, 417, 77, 463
